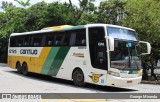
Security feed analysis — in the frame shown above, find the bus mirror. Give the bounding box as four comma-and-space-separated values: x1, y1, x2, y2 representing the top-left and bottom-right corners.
139, 41, 151, 55
105, 36, 114, 51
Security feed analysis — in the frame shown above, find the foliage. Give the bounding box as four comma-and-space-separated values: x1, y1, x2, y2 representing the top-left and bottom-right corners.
123, 0, 160, 80
0, 1, 76, 62
98, 0, 126, 25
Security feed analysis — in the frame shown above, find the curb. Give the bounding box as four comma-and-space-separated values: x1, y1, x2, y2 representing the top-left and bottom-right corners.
141, 80, 160, 85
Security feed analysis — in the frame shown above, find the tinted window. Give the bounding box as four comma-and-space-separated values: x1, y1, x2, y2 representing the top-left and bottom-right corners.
54, 33, 65, 46
69, 29, 86, 46
32, 35, 42, 47
16, 36, 23, 47
9, 29, 86, 47
75, 29, 86, 46
69, 32, 76, 46
10, 36, 16, 47
45, 33, 55, 46
62, 33, 70, 46
23, 36, 31, 47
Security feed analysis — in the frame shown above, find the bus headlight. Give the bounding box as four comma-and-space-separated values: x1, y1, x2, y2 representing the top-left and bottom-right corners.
138, 70, 143, 77
108, 71, 120, 77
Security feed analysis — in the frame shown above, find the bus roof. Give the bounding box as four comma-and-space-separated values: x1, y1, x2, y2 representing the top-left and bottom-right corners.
85, 23, 135, 31
10, 24, 135, 36
10, 25, 85, 36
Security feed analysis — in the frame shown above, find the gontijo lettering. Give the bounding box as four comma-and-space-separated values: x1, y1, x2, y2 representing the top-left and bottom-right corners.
20, 49, 38, 55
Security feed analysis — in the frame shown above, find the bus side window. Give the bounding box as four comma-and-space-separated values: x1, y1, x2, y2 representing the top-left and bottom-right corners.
23, 36, 31, 47
69, 32, 76, 46
16, 37, 23, 47
62, 32, 70, 46
75, 29, 86, 46
45, 33, 55, 46
10, 36, 16, 47
32, 35, 42, 47
54, 33, 64, 46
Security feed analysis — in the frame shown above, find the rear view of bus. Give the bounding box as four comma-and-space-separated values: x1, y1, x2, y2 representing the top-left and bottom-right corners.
87, 24, 151, 87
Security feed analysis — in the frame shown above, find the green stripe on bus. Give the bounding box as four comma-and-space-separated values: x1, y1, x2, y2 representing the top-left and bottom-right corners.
47, 47, 70, 76
62, 25, 84, 31
41, 47, 60, 74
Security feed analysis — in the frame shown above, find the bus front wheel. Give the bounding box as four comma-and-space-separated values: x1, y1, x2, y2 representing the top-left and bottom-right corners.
22, 63, 28, 76
73, 69, 85, 87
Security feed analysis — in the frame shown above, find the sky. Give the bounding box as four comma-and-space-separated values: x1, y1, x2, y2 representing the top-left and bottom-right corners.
0, 0, 106, 12
0, 0, 105, 8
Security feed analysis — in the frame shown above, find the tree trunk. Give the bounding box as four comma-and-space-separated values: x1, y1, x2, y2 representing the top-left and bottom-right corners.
142, 60, 148, 80
151, 64, 158, 81
150, 59, 158, 81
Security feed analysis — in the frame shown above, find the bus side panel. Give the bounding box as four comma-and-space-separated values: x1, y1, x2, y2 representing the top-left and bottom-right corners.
34, 47, 51, 73
55, 47, 87, 80
55, 47, 107, 86
40, 47, 60, 75
16, 56, 32, 72
40, 47, 71, 76
8, 55, 15, 68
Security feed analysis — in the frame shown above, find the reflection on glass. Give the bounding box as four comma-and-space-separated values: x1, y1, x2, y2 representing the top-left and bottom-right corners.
107, 27, 137, 41
110, 40, 142, 69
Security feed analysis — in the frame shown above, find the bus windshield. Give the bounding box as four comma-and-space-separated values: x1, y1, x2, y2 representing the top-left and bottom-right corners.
107, 27, 137, 41
107, 27, 142, 69
110, 40, 142, 69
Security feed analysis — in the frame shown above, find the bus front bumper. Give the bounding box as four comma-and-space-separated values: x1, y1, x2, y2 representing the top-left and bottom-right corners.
106, 75, 142, 87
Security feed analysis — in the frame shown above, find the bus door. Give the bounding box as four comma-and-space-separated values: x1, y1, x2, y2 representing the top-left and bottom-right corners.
87, 27, 108, 85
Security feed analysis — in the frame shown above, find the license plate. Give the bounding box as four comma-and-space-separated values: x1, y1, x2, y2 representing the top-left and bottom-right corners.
127, 80, 132, 83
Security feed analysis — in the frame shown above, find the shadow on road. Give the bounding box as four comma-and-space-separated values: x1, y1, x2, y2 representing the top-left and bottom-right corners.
6, 70, 138, 92
0, 63, 7, 67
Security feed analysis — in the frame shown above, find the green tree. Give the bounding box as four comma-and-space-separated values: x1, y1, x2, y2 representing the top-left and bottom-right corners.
123, 0, 160, 80
98, 0, 126, 25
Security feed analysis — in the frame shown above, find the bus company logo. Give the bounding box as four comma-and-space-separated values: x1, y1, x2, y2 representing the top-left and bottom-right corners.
20, 49, 38, 55
2, 94, 11, 99
89, 73, 103, 83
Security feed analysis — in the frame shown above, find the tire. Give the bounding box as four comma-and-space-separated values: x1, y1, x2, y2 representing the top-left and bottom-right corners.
22, 63, 28, 76
16, 62, 22, 74
73, 69, 85, 87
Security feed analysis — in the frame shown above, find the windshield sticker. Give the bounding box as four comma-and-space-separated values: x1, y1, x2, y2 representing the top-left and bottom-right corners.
129, 70, 141, 74
126, 42, 132, 47
101, 79, 104, 83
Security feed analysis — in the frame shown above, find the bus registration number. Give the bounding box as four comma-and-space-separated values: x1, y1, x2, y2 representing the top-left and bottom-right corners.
127, 80, 132, 83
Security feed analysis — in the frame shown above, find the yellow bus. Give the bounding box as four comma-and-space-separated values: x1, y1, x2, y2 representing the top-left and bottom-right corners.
8, 24, 151, 87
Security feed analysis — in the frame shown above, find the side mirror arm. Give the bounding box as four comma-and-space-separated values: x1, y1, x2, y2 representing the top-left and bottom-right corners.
105, 36, 114, 51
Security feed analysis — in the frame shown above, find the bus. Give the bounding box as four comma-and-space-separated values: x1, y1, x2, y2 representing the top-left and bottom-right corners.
8, 24, 151, 87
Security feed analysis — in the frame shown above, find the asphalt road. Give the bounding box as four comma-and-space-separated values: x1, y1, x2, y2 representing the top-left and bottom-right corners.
0, 63, 160, 102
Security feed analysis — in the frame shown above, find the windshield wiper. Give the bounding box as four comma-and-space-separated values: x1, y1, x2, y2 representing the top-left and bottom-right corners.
131, 56, 139, 69
127, 43, 131, 68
